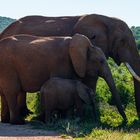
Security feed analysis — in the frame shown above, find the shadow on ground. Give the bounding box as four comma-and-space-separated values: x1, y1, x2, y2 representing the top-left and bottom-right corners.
0, 121, 59, 137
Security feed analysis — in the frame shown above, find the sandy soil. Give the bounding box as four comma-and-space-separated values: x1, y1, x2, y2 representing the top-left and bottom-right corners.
0, 122, 72, 140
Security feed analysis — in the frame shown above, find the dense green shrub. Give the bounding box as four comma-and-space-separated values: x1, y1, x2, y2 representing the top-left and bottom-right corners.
27, 92, 41, 115
0, 16, 15, 32
136, 40, 140, 50
131, 26, 140, 49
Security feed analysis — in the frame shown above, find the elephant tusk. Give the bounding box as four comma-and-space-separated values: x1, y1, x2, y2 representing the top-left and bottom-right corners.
125, 62, 140, 82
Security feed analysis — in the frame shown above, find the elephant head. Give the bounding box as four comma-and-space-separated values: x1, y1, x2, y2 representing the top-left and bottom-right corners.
69, 34, 127, 121
111, 27, 140, 117
73, 14, 140, 118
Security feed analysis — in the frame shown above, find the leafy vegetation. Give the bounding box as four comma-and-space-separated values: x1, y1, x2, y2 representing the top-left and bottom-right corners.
0, 16, 15, 32
131, 26, 140, 49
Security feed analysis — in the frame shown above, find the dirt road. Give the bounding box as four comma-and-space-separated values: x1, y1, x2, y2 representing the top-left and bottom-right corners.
0, 122, 72, 140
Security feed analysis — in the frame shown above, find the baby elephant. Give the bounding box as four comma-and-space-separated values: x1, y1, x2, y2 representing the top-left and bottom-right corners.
40, 77, 97, 123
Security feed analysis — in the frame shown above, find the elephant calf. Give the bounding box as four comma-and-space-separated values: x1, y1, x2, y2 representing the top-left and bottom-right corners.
40, 77, 97, 123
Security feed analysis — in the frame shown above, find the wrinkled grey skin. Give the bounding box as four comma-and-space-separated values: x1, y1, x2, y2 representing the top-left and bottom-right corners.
0, 14, 138, 118
40, 77, 97, 123
0, 34, 126, 124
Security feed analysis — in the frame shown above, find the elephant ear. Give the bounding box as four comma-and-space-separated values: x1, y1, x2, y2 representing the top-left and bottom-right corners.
76, 81, 92, 105
69, 33, 91, 77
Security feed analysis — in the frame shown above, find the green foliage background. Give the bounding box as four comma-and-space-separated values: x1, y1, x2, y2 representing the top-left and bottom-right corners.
131, 26, 140, 49
0, 16, 15, 32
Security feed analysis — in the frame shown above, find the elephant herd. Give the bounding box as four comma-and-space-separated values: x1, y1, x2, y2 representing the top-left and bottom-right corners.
0, 13, 139, 125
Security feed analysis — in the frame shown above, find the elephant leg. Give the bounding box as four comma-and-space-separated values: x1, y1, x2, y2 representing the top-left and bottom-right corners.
59, 110, 70, 119
90, 96, 99, 122
45, 109, 51, 123
75, 99, 84, 119
36, 92, 46, 122
134, 79, 140, 118
18, 92, 32, 117
5, 91, 25, 124
56, 110, 65, 119
1, 95, 10, 123
35, 112, 45, 122
65, 107, 75, 119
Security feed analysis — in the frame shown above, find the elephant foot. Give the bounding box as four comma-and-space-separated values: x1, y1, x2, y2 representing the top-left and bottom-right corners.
1, 114, 10, 123
10, 118, 25, 125
1, 118, 10, 123
34, 113, 45, 122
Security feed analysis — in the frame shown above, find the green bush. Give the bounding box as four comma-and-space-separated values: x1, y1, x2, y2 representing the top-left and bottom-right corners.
131, 26, 140, 50
27, 92, 41, 115
0, 16, 15, 32
136, 40, 140, 49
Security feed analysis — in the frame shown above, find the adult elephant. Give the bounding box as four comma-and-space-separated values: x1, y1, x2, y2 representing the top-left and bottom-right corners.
0, 14, 139, 117
0, 34, 126, 124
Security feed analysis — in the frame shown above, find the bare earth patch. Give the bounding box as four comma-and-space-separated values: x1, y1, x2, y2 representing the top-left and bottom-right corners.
0, 122, 71, 140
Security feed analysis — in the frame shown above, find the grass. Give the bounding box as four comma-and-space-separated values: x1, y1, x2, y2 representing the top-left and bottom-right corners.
82, 129, 140, 140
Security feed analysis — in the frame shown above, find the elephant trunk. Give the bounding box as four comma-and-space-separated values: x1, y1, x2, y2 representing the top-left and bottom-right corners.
121, 38, 140, 118
99, 62, 127, 121
134, 78, 140, 118
125, 63, 140, 82
125, 59, 140, 118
